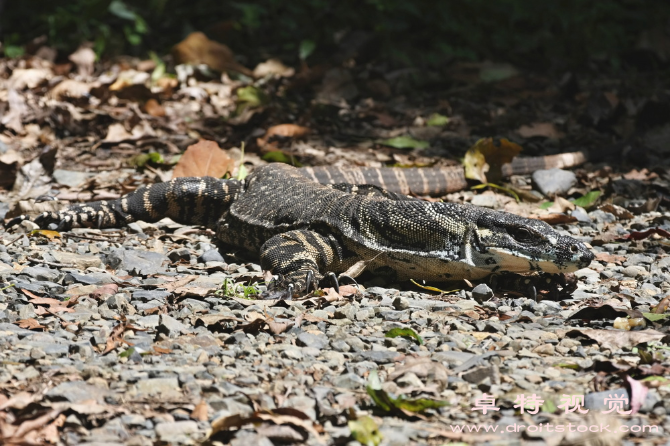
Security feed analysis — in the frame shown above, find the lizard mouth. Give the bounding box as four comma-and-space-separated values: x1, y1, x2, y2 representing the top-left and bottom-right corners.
486, 242, 594, 274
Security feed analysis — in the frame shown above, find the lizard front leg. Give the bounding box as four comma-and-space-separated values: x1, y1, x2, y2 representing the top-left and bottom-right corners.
5, 177, 242, 231
260, 229, 341, 299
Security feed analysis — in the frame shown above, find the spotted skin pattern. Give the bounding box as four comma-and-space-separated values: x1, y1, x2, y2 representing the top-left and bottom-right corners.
6, 164, 594, 298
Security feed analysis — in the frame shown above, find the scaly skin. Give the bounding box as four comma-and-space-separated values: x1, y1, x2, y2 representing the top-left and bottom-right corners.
6, 164, 594, 299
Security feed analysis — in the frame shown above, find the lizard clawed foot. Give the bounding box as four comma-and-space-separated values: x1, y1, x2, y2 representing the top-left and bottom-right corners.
260, 270, 319, 300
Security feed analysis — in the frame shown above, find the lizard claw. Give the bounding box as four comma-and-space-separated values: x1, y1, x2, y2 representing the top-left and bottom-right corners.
338, 274, 358, 286
326, 272, 339, 294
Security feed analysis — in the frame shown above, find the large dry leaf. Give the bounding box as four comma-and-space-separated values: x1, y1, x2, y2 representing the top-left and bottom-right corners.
253, 58, 295, 78
8, 68, 52, 90
463, 138, 523, 184
49, 79, 92, 100
173, 140, 235, 178
172, 32, 253, 76
103, 123, 134, 142
516, 122, 564, 139
565, 328, 669, 350
1, 89, 28, 133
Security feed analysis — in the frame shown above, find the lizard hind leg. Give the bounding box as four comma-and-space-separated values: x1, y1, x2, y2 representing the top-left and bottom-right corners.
259, 229, 338, 299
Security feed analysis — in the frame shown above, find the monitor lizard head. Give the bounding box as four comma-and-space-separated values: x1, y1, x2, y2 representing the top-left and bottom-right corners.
472, 209, 594, 274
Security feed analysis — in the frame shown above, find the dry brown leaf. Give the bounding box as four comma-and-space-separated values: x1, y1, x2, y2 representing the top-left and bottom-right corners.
463, 138, 523, 184
9, 68, 52, 90
265, 124, 310, 139
173, 140, 235, 178
598, 204, 633, 220
595, 252, 626, 264
17, 318, 46, 330
153, 345, 172, 354
172, 32, 253, 76
14, 408, 62, 440
49, 79, 92, 100
566, 328, 669, 350
516, 122, 564, 139
546, 196, 575, 213
103, 123, 134, 143
258, 124, 310, 150
144, 98, 166, 117
191, 400, 209, 421
536, 213, 578, 225
253, 59, 295, 78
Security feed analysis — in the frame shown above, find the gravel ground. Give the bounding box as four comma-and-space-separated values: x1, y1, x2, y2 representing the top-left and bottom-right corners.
1, 200, 670, 446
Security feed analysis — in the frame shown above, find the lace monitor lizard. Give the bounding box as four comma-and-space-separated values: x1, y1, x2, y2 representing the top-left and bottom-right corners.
5, 162, 594, 299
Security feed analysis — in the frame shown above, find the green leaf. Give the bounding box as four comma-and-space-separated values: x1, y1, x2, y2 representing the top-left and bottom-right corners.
643, 313, 668, 322
539, 201, 554, 210
378, 136, 429, 150
109, 0, 137, 20
366, 370, 448, 414
385, 327, 424, 345
570, 190, 601, 208
236, 86, 268, 109
4, 45, 25, 59
394, 398, 449, 412
119, 347, 135, 358
479, 63, 518, 82
299, 39, 316, 60
557, 363, 580, 370
426, 113, 449, 126
129, 152, 164, 167
348, 416, 382, 446
262, 151, 302, 166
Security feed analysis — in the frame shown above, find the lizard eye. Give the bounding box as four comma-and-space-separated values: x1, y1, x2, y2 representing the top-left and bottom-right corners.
508, 227, 533, 243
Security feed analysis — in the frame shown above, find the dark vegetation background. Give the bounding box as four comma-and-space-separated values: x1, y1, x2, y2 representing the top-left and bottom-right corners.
1, 0, 669, 71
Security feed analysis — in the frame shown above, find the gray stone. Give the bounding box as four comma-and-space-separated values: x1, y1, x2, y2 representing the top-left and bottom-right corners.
622, 265, 647, 278
356, 349, 401, 364
106, 248, 167, 276
155, 421, 199, 442
52, 169, 91, 187
157, 314, 190, 337
532, 168, 577, 196
584, 388, 629, 411
168, 247, 191, 262
135, 377, 181, 397
64, 272, 115, 285
571, 206, 591, 223
296, 332, 328, 350
333, 372, 366, 390
46, 382, 109, 403
589, 210, 616, 224
471, 283, 493, 302
21, 266, 59, 282
198, 249, 225, 263
471, 194, 499, 208
132, 290, 169, 302
392, 296, 410, 310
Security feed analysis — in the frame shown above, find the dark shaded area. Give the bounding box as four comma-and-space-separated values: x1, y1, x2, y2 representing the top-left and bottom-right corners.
1, 0, 670, 71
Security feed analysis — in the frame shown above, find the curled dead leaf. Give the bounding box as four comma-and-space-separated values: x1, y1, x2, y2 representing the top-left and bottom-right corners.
143, 98, 166, 117
173, 140, 235, 178
516, 122, 564, 139
172, 32, 253, 76
257, 124, 310, 150
464, 138, 522, 184
253, 59, 295, 78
